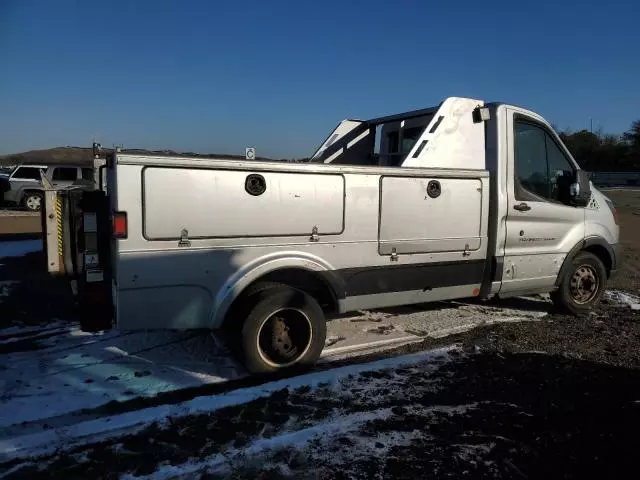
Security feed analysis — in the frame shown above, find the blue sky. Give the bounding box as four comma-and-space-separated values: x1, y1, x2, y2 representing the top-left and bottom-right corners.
1, 0, 638, 158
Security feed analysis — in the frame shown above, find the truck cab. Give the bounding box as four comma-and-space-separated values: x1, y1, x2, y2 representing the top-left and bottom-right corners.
312, 98, 620, 301
489, 103, 619, 299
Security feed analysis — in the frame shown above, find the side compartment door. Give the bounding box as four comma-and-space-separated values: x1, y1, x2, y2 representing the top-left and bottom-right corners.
501, 110, 585, 294
378, 175, 487, 256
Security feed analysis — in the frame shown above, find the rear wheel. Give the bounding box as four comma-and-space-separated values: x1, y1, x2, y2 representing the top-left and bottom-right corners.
23, 192, 43, 212
238, 286, 326, 374
551, 252, 607, 315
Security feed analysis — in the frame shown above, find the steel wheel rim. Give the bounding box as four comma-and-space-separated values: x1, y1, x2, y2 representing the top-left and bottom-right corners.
569, 264, 599, 304
26, 196, 41, 210
256, 308, 313, 368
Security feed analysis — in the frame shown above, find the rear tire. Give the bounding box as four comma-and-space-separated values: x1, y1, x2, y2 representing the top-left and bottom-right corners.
551, 251, 607, 315
23, 192, 43, 212
239, 286, 326, 374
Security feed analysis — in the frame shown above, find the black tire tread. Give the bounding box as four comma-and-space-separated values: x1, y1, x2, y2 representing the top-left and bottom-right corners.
552, 251, 607, 315
239, 286, 326, 374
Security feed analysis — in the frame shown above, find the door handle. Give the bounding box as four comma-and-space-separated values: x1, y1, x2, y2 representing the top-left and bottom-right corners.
513, 203, 531, 212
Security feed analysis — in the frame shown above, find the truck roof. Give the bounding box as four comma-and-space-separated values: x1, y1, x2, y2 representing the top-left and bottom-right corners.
349, 104, 441, 127
14, 164, 89, 170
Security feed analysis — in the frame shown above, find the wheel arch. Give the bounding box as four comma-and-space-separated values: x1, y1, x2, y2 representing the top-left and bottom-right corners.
211, 253, 344, 329
555, 236, 614, 286
21, 188, 44, 200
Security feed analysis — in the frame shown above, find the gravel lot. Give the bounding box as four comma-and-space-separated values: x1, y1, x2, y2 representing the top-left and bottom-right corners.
1, 188, 640, 479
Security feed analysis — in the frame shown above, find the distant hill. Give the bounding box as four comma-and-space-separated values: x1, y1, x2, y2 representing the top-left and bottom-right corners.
0, 146, 297, 167
0, 147, 98, 166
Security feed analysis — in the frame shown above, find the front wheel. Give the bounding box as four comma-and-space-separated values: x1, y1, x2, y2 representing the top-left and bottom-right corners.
240, 286, 326, 374
23, 192, 43, 212
551, 252, 607, 315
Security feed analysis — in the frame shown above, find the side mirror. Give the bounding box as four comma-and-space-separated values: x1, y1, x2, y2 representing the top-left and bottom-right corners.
570, 170, 591, 207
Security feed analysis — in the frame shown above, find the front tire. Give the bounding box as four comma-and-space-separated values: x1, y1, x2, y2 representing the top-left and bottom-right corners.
23, 192, 43, 212
239, 286, 326, 374
551, 252, 607, 315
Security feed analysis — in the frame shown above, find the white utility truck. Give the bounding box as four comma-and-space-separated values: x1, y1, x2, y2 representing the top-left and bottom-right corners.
47, 97, 620, 374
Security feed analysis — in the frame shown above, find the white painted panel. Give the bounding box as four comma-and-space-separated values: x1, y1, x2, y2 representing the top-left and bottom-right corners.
311, 120, 363, 161
379, 176, 483, 254
500, 253, 566, 292
143, 168, 345, 239
402, 97, 486, 170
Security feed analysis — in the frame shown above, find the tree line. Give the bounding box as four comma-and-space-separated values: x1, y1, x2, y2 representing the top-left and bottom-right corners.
557, 119, 640, 172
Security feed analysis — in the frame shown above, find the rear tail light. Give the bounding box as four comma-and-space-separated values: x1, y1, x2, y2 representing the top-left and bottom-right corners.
113, 212, 128, 239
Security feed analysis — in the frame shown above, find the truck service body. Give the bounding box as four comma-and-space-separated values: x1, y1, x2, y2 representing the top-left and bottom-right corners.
51, 97, 620, 373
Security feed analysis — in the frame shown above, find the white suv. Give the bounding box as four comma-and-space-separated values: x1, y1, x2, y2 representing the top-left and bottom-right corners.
0, 164, 95, 211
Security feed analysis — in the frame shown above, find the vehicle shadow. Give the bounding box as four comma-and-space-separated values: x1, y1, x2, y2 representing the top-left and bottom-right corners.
0, 323, 245, 436
0, 251, 76, 329
0, 248, 247, 435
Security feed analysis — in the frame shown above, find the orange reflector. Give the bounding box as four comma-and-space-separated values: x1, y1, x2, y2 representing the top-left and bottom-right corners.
472, 288, 480, 296
113, 212, 128, 239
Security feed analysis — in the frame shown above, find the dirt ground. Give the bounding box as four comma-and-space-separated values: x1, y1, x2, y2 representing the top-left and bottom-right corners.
606, 189, 640, 291
4, 302, 639, 480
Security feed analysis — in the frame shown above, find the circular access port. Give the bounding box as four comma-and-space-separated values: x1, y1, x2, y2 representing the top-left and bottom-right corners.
427, 180, 441, 198
245, 174, 266, 196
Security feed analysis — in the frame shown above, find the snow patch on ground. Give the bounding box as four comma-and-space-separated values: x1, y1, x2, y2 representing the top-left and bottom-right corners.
2, 289, 635, 465
0, 346, 456, 462
605, 290, 640, 310
139, 402, 479, 480
138, 408, 398, 480
0, 327, 243, 429
0, 294, 552, 435
0, 239, 42, 259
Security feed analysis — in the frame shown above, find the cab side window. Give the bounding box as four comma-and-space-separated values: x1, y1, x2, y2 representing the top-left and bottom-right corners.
545, 135, 575, 202
52, 167, 78, 181
514, 120, 575, 203
12, 167, 43, 180
81, 168, 94, 181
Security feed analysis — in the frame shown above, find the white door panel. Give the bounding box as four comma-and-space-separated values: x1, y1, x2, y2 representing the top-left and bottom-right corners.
505, 204, 585, 256
501, 108, 585, 294
502, 253, 566, 290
